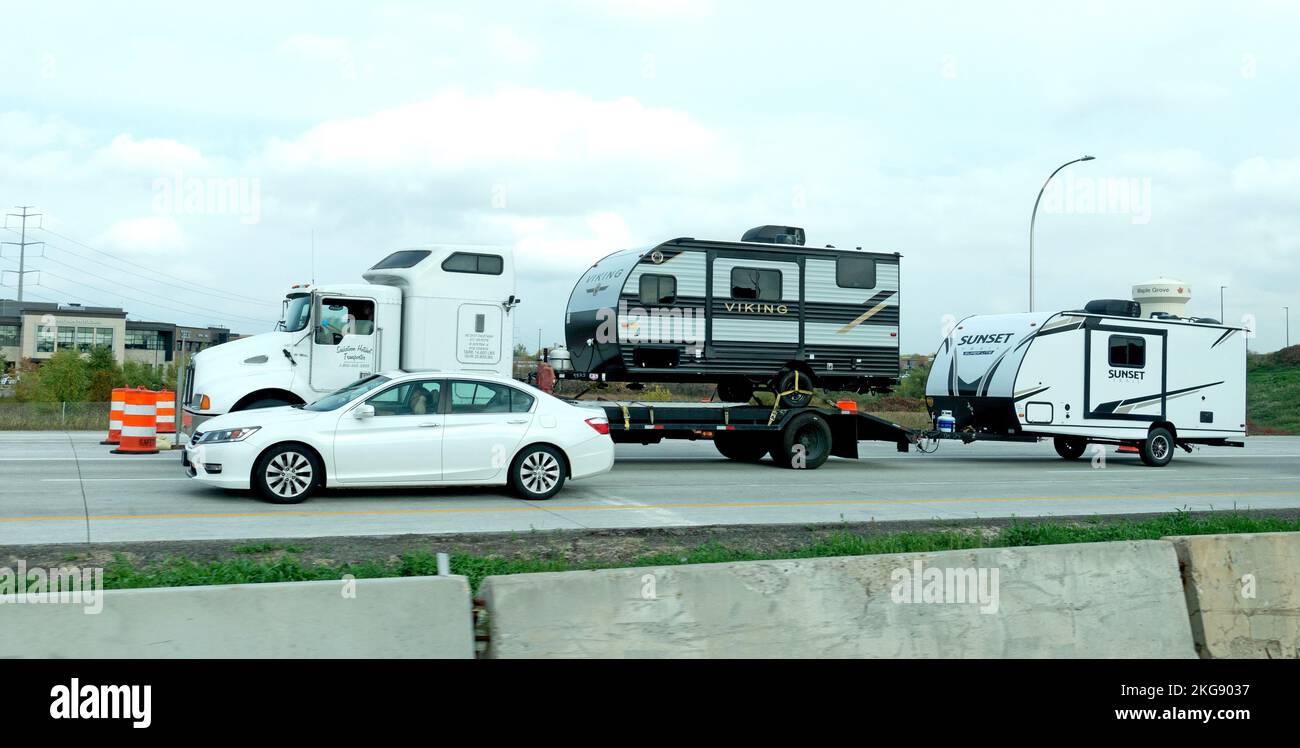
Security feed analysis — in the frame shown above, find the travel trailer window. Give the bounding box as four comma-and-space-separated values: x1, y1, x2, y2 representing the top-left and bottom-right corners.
836, 256, 877, 289
315, 298, 375, 345
639, 274, 677, 305
1108, 335, 1146, 368
370, 250, 431, 270
449, 381, 534, 414
730, 267, 782, 301
442, 252, 504, 275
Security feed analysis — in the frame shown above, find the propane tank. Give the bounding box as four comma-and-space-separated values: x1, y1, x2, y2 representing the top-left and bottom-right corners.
546, 345, 573, 372
937, 410, 956, 434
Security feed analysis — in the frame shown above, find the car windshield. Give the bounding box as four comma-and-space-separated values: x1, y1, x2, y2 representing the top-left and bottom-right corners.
281, 294, 312, 333
303, 375, 391, 412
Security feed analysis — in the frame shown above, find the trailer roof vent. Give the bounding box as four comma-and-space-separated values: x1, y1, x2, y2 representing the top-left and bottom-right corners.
1083, 299, 1142, 318
741, 225, 806, 246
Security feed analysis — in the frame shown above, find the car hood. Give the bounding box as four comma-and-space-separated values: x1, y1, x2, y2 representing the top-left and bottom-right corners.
199, 405, 324, 433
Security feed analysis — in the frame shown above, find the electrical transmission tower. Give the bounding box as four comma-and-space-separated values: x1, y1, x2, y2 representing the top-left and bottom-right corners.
2, 206, 43, 304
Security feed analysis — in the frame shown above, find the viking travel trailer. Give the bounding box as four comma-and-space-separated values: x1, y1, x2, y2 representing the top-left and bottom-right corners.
923, 292, 1246, 467
562, 226, 902, 406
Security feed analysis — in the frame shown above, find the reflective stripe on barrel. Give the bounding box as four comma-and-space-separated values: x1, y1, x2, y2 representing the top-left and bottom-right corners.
155, 390, 176, 434
102, 387, 128, 445
112, 389, 159, 454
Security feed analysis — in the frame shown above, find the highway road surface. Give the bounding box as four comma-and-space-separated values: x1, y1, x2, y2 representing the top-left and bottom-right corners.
0, 431, 1297, 545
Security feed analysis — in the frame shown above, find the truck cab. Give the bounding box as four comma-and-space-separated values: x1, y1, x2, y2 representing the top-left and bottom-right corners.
182, 246, 517, 437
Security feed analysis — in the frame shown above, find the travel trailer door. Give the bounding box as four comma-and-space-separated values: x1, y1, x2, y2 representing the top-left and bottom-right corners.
310, 294, 379, 392
1085, 325, 1167, 422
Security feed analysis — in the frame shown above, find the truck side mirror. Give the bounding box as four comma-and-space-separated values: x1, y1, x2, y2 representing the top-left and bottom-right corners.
353, 404, 375, 419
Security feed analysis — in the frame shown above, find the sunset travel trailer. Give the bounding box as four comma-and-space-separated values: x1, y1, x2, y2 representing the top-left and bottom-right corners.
924, 287, 1247, 467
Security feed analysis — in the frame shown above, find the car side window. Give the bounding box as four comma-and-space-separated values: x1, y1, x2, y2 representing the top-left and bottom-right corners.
366, 380, 442, 416
449, 381, 534, 415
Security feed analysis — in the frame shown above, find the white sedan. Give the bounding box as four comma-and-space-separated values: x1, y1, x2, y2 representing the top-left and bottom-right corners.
182, 371, 614, 503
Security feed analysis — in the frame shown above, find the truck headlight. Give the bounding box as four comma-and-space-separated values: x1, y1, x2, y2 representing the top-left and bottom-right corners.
198, 427, 260, 444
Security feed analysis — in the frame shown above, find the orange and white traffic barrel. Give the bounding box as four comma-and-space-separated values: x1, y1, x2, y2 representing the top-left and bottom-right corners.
112, 389, 159, 455
155, 389, 176, 435
100, 388, 128, 445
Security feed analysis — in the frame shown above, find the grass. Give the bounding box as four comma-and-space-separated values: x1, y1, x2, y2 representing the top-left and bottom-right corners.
0, 401, 110, 430
1247, 351, 1300, 434
95, 511, 1300, 593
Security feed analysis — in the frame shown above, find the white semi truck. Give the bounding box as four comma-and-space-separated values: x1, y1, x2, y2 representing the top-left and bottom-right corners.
181, 246, 519, 437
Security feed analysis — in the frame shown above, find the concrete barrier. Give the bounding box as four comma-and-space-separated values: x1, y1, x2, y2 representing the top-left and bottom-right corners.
0, 575, 474, 659
479, 540, 1196, 658
1167, 531, 1300, 659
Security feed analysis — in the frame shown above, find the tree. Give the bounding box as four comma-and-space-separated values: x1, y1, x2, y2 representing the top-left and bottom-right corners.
86, 346, 124, 401
895, 359, 932, 400
28, 350, 89, 403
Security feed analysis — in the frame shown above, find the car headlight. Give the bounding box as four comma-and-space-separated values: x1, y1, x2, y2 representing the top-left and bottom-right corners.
198, 427, 260, 444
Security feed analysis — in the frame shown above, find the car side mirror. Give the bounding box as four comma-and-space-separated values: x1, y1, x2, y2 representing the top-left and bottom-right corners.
353, 404, 375, 419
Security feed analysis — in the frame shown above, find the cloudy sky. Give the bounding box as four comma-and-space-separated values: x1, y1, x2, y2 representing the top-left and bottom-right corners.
1, 0, 1297, 352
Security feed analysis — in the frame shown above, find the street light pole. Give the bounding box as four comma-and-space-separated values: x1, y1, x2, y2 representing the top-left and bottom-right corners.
1286, 306, 1291, 348
1220, 286, 1226, 323
1029, 156, 1095, 312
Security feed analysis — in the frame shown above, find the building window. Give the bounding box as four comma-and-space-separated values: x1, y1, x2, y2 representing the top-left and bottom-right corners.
730, 267, 782, 301
836, 256, 877, 289
441, 252, 504, 275
638, 274, 677, 305
57, 326, 75, 350
76, 327, 96, 353
0, 324, 17, 347
316, 298, 376, 345
95, 328, 113, 349
1108, 335, 1146, 368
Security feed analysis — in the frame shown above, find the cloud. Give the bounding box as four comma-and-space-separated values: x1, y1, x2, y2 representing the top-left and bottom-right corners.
96, 216, 188, 254
93, 135, 207, 174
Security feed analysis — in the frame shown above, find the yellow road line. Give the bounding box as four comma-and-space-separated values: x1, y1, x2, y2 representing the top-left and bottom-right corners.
0, 489, 1296, 523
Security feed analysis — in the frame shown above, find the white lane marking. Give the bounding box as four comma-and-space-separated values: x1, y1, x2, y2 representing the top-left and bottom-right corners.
42, 478, 190, 482
0, 456, 176, 461
596, 493, 698, 526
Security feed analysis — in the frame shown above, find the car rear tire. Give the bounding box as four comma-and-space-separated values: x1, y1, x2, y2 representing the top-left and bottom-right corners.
1140, 427, 1175, 467
714, 434, 768, 462
510, 444, 567, 500
253, 444, 322, 504
1053, 436, 1087, 460
770, 412, 832, 469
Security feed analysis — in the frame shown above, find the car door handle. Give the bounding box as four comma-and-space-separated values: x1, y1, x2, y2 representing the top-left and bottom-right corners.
419, 422, 440, 428
507, 419, 528, 424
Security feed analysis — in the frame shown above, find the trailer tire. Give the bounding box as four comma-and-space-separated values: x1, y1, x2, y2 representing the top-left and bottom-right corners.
714, 434, 768, 462
1140, 427, 1175, 467
770, 412, 832, 469
1053, 436, 1087, 460
774, 369, 815, 409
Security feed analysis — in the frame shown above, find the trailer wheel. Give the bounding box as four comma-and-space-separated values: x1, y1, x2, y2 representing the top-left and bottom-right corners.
770, 412, 832, 469
714, 434, 768, 462
1139, 427, 1175, 467
1053, 436, 1087, 460
774, 369, 815, 408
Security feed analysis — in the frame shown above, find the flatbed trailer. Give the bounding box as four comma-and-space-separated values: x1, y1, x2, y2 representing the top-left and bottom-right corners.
566, 399, 915, 469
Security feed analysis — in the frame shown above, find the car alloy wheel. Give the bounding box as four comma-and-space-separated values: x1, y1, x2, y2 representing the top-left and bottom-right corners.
520, 450, 560, 494
266, 451, 314, 499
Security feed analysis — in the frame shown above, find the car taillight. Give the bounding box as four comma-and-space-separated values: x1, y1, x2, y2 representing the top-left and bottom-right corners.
585, 417, 610, 435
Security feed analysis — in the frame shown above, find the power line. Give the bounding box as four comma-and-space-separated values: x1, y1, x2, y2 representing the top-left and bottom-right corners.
1, 207, 42, 304
35, 253, 276, 325
36, 236, 278, 309
36, 226, 271, 304
35, 269, 275, 328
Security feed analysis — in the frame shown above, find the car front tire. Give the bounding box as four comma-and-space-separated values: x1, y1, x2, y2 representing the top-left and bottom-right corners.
510, 444, 567, 500
254, 444, 323, 504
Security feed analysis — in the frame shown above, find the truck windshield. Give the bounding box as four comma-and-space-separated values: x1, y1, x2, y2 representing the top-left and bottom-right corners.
303, 375, 391, 412
281, 295, 312, 333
